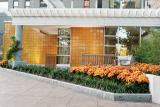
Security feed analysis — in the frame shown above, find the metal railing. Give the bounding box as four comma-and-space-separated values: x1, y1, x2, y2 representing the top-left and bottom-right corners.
81, 54, 116, 66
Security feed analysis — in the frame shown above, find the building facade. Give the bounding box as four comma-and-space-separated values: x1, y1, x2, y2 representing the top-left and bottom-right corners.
0, 9, 11, 59
2, 0, 160, 67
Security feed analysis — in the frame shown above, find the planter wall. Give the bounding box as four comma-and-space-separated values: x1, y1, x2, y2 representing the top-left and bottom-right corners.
147, 74, 160, 104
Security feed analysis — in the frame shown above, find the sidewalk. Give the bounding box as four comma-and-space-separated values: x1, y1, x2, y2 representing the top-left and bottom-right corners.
0, 70, 159, 107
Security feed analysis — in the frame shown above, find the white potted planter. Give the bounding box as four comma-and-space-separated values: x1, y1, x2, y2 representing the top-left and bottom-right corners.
146, 74, 160, 104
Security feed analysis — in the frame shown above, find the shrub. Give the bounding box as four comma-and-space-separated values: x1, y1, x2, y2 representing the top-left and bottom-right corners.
134, 29, 160, 64
6, 36, 20, 61
8, 64, 149, 93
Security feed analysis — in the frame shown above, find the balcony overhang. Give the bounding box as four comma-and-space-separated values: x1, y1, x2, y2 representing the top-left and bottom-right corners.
10, 8, 160, 27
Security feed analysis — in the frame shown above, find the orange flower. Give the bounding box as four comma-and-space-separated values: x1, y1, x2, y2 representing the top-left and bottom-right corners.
131, 63, 160, 74
71, 64, 149, 84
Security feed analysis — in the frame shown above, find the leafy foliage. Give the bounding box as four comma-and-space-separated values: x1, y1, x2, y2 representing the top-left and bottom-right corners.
134, 29, 160, 64
4, 64, 149, 93
6, 36, 20, 61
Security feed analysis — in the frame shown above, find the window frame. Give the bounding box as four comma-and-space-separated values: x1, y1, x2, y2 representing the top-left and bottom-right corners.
57, 28, 71, 64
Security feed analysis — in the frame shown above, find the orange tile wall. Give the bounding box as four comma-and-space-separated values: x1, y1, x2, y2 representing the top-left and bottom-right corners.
22, 27, 57, 64
2, 22, 15, 59
3, 22, 57, 64
71, 27, 104, 66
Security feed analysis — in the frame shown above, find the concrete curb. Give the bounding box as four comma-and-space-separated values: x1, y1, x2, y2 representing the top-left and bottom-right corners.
0, 68, 151, 102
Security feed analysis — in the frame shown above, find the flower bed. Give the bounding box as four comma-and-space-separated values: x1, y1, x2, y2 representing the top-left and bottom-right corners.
71, 65, 149, 84
1, 64, 149, 93
131, 63, 160, 76
0, 60, 7, 67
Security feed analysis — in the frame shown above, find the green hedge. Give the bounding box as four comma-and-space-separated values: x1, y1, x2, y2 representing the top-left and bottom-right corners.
2, 65, 149, 93
134, 29, 160, 64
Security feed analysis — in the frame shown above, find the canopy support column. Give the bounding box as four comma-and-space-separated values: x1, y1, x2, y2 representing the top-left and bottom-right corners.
139, 27, 142, 46
13, 25, 24, 68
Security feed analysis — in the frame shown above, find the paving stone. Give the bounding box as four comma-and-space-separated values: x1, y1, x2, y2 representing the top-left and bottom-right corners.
34, 95, 72, 107
5, 96, 42, 107
68, 93, 98, 107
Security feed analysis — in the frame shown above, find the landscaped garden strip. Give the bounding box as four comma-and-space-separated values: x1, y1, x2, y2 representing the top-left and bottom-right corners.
0, 64, 149, 93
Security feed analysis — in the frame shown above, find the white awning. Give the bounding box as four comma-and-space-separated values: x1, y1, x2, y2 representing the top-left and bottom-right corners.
10, 8, 160, 27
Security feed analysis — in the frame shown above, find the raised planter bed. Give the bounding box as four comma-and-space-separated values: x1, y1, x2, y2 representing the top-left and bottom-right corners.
0, 67, 151, 102
146, 74, 160, 104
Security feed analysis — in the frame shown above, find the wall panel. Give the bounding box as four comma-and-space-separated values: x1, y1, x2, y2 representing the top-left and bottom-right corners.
3, 22, 57, 65
71, 27, 104, 66
22, 27, 57, 64
2, 22, 15, 59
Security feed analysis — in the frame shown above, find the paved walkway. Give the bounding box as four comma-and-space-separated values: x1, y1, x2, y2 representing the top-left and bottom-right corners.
0, 70, 159, 107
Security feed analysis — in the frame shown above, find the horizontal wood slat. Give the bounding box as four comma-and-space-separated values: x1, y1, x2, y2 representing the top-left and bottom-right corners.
82, 54, 116, 65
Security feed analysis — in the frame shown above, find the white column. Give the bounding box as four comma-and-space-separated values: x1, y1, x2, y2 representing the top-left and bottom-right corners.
71, 0, 74, 8
139, 27, 142, 46
14, 25, 23, 61
141, 0, 145, 8
95, 0, 98, 8
13, 25, 23, 67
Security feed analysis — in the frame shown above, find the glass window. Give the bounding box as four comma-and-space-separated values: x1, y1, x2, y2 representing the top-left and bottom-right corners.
104, 27, 117, 55
14, 1, 18, 8
105, 37, 117, 45
98, 0, 102, 8
58, 38, 70, 47
57, 56, 70, 64
109, 0, 141, 9
58, 47, 70, 55
57, 28, 70, 64
105, 47, 116, 54
105, 27, 118, 35
26, 1, 30, 8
